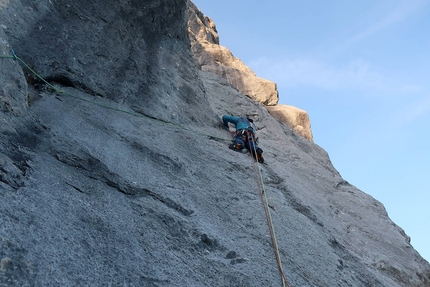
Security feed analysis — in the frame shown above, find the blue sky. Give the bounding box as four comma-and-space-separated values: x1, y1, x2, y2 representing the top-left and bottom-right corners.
192, 0, 430, 262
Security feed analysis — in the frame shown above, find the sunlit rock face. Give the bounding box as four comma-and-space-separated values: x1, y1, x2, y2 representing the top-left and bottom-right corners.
188, 3, 315, 141
267, 104, 314, 142
188, 2, 279, 106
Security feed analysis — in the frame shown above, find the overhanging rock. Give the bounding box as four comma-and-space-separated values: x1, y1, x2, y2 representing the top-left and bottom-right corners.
267, 104, 314, 142
188, 2, 279, 106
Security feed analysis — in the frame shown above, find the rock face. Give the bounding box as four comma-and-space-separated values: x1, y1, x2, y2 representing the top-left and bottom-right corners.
1, 1, 429, 286
267, 104, 314, 142
188, 2, 279, 106
188, 3, 314, 142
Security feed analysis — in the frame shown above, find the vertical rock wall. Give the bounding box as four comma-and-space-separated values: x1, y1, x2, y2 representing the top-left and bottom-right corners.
1, 0, 216, 126
0, 1, 429, 286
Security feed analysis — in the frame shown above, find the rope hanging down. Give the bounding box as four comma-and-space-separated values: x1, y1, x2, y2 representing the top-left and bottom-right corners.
0, 51, 230, 142
250, 133, 291, 287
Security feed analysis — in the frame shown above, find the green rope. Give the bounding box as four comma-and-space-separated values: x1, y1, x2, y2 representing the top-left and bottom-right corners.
0, 55, 14, 59
1, 51, 230, 142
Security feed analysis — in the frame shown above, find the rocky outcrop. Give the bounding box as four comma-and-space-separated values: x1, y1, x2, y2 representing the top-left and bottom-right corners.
0, 1, 429, 286
188, 3, 314, 142
188, 2, 279, 106
267, 104, 314, 142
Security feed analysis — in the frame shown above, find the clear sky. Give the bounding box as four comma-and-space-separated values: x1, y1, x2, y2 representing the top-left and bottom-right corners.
192, 0, 430, 263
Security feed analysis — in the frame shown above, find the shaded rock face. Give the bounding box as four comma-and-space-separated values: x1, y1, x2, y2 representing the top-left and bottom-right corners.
188, 2, 279, 106
0, 1, 429, 287
0, 28, 27, 122
267, 104, 314, 142
1, 0, 215, 127
0, 28, 31, 190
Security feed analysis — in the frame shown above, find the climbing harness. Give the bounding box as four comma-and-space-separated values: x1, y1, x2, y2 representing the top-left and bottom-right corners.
250, 133, 290, 287
245, 130, 263, 163
0, 51, 230, 142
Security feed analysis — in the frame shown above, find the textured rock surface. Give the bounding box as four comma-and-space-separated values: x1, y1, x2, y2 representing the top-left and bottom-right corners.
267, 104, 314, 142
0, 27, 30, 191
188, 2, 279, 106
188, 3, 313, 141
1, 1, 430, 286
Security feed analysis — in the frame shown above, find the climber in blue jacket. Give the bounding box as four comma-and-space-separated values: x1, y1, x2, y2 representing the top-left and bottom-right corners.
222, 115, 264, 163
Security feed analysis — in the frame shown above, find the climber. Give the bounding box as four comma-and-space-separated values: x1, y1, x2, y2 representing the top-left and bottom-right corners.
222, 115, 264, 163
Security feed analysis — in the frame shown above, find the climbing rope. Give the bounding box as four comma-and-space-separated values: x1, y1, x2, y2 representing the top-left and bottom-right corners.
3, 51, 290, 284
1, 51, 65, 94
1, 51, 230, 142
250, 133, 291, 287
